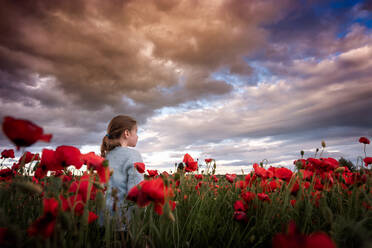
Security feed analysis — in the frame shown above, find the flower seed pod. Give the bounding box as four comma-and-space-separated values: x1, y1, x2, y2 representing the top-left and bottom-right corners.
321, 140, 326, 148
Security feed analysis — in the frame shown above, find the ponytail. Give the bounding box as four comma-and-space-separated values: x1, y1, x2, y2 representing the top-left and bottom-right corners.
100, 115, 137, 157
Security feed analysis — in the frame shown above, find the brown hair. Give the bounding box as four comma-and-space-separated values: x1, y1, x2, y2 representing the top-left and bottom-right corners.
100, 115, 137, 158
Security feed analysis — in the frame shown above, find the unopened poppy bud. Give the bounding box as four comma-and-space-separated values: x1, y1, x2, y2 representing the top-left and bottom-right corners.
102, 160, 109, 168
250, 235, 255, 243
300, 150, 304, 156
316, 148, 319, 152
335, 167, 346, 173
111, 187, 118, 198
321, 141, 326, 148
93, 182, 105, 190
168, 211, 175, 222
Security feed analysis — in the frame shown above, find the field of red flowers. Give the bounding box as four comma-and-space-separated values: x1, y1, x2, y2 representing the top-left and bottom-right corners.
0, 116, 371, 248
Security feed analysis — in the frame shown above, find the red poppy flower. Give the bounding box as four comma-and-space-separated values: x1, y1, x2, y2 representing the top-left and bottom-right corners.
185, 161, 198, 172
195, 181, 203, 190
253, 163, 268, 178
268, 180, 280, 192
225, 173, 237, 183
55, 146, 83, 169
272, 221, 305, 248
244, 174, 253, 185
27, 215, 56, 238
153, 202, 164, 215
96, 166, 110, 184
235, 180, 247, 190
194, 174, 203, 180
273, 221, 336, 248
161, 171, 170, 178
183, 153, 198, 172
36, 149, 63, 178
139, 177, 165, 205
68, 174, 97, 203
290, 181, 300, 195
126, 182, 148, 206
19, 151, 40, 164
359, 137, 370, 144
257, 193, 270, 202
60, 194, 85, 216
211, 175, 219, 182
364, 157, 372, 167
127, 178, 173, 215
169, 200, 176, 211
1, 149, 14, 159
299, 169, 313, 180
241, 191, 255, 203
88, 212, 98, 224
307, 158, 322, 168
305, 232, 336, 248
321, 158, 339, 170
147, 169, 158, 177
0, 168, 14, 181
27, 198, 59, 238
2, 116, 52, 150
81, 152, 110, 183
0, 227, 9, 246
274, 167, 293, 182
134, 162, 145, 173
233, 211, 248, 223
81, 152, 105, 170
233, 200, 246, 211
205, 158, 213, 163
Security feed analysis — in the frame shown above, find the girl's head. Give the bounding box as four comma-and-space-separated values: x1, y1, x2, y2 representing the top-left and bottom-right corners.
100, 115, 138, 157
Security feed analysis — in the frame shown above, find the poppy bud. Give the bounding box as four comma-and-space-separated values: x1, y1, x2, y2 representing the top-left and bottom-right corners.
93, 182, 105, 190
334, 167, 346, 173
250, 235, 255, 243
168, 212, 175, 222
321, 140, 326, 148
300, 150, 304, 157
102, 160, 109, 168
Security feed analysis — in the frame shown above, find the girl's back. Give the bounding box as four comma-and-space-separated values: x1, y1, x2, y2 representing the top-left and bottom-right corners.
105, 146, 144, 205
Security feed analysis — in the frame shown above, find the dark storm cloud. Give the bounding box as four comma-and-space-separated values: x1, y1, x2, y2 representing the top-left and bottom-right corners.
0, 0, 294, 149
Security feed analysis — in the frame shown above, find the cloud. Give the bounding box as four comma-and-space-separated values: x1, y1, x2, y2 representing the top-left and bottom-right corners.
1, 0, 371, 173
134, 44, 372, 168
0, 0, 292, 113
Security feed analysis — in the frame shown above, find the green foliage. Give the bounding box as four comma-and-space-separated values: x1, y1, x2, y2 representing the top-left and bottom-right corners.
0, 170, 371, 248
338, 157, 356, 172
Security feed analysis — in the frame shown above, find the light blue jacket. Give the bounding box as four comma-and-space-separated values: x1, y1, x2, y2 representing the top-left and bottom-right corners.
103, 146, 144, 229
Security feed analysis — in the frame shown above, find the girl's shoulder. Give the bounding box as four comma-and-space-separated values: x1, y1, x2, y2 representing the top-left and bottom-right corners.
111, 146, 142, 159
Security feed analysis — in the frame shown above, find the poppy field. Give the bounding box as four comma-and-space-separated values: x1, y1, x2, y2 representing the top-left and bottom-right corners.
0, 116, 372, 248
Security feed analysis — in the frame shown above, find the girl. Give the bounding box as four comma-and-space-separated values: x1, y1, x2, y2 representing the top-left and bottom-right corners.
100, 115, 144, 231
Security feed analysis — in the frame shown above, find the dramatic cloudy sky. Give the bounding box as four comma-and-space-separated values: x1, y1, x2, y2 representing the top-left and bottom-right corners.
1, 0, 372, 173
